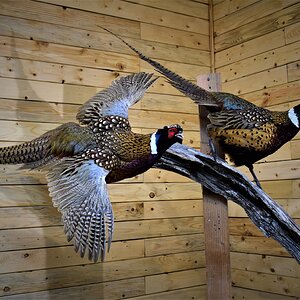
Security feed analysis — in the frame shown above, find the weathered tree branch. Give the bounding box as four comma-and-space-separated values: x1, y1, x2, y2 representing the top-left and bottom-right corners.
155, 144, 300, 263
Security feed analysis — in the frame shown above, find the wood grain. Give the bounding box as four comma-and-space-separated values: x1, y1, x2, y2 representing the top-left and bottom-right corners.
0, 251, 203, 296
128, 0, 208, 19
198, 74, 231, 299
145, 268, 206, 294
215, 2, 300, 51
37, 0, 209, 34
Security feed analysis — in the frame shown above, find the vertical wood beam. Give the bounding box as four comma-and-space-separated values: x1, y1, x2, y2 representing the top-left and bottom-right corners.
197, 74, 231, 300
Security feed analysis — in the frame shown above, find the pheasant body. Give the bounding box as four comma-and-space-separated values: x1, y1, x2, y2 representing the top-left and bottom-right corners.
207, 107, 299, 167
102, 28, 300, 187
0, 72, 183, 262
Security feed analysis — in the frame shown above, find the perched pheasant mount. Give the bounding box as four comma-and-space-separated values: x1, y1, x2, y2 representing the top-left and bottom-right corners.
100, 27, 300, 263
101, 26, 300, 189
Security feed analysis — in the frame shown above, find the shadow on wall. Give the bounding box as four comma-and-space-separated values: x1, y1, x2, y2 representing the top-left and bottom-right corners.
1, 36, 105, 298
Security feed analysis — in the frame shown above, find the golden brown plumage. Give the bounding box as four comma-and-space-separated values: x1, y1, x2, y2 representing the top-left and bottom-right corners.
0, 72, 183, 262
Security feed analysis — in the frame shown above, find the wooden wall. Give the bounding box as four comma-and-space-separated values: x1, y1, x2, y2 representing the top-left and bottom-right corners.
0, 0, 210, 299
1, 0, 299, 299
214, 0, 300, 299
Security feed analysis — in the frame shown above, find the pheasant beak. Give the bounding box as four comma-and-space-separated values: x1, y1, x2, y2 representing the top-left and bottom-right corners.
175, 131, 183, 142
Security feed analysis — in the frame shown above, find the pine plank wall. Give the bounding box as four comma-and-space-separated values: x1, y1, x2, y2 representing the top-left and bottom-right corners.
0, 0, 208, 299
0, 0, 299, 299
214, 0, 300, 299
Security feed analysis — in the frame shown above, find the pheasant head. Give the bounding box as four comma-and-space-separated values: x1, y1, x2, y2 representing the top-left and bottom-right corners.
150, 124, 183, 156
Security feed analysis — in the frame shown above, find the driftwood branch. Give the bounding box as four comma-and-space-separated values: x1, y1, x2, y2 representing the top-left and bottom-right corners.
155, 144, 300, 263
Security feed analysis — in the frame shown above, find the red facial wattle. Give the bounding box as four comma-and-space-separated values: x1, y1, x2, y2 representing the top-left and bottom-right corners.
168, 128, 177, 139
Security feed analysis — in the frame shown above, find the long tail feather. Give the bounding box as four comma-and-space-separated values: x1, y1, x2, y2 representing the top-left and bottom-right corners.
99, 26, 218, 107
0, 138, 50, 165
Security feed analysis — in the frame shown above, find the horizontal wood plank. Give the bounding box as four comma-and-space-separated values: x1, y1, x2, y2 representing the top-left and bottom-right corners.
218, 41, 300, 82
38, 0, 209, 34
231, 252, 300, 278
214, 0, 299, 36
0, 0, 140, 38
0, 199, 203, 229
126, 285, 207, 300
0, 15, 137, 54
0, 55, 207, 89
145, 233, 204, 256
0, 277, 145, 300
0, 96, 198, 124
287, 60, 300, 82
128, 0, 208, 19
0, 76, 186, 105
213, 0, 259, 21
0, 56, 130, 88
0, 240, 145, 273
215, 29, 285, 67
145, 268, 206, 294
140, 59, 210, 80
0, 217, 204, 251
222, 65, 287, 95
238, 159, 300, 181
111, 182, 202, 202
0, 77, 99, 105
144, 200, 203, 219
232, 286, 297, 300
262, 179, 300, 199
229, 218, 263, 237
144, 168, 193, 183
229, 199, 300, 218
0, 36, 139, 72
241, 80, 300, 107
0, 251, 203, 296
91, 32, 211, 66
291, 140, 300, 159
285, 21, 300, 44
140, 23, 209, 50
231, 269, 300, 297
0, 14, 210, 66
215, 2, 300, 51
0, 182, 202, 206
230, 235, 290, 257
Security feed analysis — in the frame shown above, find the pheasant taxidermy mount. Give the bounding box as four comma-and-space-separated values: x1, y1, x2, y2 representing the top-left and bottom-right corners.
0, 72, 183, 262
101, 27, 300, 188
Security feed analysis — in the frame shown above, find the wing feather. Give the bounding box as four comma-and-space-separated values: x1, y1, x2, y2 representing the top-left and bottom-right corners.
77, 72, 158, 125
46, 158, 113, 262
208, 108, 273, 129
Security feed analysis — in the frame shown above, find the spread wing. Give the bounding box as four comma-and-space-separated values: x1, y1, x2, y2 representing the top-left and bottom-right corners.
208, 108, 273, 129
77, 72, 158, 125
46, 158, 113, 262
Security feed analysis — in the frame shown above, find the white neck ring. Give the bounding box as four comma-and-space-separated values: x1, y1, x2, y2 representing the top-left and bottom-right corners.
150, 132, 158, 154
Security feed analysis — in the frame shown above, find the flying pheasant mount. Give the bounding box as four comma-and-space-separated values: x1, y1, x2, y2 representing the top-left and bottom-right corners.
0, 72, 183, 262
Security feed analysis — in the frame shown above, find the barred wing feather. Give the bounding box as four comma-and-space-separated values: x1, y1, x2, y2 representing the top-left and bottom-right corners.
208, 108, 272, 130
77, 72, 157, 125
46, 158, 113, 262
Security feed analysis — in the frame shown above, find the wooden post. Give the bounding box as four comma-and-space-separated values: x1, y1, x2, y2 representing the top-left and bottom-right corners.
197, 74, 231, 299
